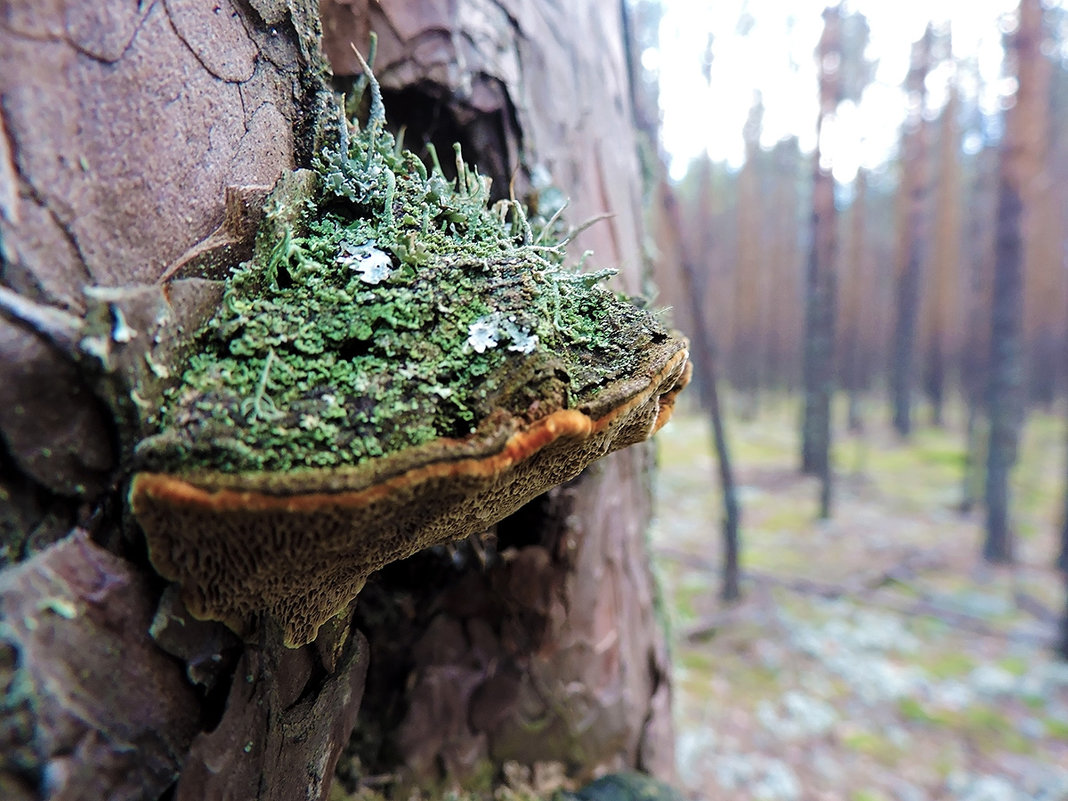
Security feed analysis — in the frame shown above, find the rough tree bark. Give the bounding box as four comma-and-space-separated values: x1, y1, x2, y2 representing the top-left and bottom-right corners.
320, 0, 676, 789
1, 0, 674, 798
0, 4, 360, 800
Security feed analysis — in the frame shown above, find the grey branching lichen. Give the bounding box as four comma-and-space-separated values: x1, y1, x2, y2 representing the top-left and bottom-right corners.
139, 60, 671, 475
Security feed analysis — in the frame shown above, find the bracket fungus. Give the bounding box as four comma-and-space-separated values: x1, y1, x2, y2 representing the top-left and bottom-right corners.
130, 56, 690, 648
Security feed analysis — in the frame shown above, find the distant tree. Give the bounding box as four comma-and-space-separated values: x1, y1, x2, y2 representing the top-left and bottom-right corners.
635, 4, 740, 603
922, 79, 963, 427
765, 138, 804, 393
1044, 18, 1068, 410
660, 179, 742, 602
1019, 26, 1056, 408
1059, 416, 1068, 659
984, 0, 1046, 563
801, 6, 873, 517
800, 5, 842, 514
839, 169, 871, 431
958, 65, 998, 514
731, 96, 768, 416
890, 25, 934, 437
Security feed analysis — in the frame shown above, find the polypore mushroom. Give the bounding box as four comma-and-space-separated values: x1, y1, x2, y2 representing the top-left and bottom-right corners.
131, 345, 687, 648
130, 60, 690, 648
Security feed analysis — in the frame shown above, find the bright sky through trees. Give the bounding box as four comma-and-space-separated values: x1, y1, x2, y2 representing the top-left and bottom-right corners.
650, 0, 1022, 181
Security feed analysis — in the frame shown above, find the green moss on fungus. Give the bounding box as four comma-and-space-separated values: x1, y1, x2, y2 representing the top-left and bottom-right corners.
139, 78, 672, 476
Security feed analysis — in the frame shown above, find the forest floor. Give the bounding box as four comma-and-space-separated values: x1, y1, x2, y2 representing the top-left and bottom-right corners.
652, 397, 1068, 801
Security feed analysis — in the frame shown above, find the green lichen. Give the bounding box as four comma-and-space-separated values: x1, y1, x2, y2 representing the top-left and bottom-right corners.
140, 69, 669, 475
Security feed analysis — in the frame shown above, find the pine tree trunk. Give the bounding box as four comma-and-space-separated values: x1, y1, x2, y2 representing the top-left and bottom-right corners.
1058, 414, 1068, 659
841, 170, 869, 432
321, 0, 676, 787
984, 0, 1045, 564
960, 139, 997, 515
890, 26, 932, 438
801, 6, 840, 520
659, 182, 742, 604
923, 85, 962, 428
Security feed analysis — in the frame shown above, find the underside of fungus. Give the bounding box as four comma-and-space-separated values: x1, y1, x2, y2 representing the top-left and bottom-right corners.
130, 51, 690, 648
131, 344, 688, 647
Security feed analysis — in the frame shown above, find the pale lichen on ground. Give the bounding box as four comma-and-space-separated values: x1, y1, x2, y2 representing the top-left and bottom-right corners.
140, 73, 669, 475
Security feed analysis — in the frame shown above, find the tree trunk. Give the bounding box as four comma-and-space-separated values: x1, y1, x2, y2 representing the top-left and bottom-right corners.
767, 139, 803, 393
0, 0, 675, 797
922, 83, 962, 428
731, 100, 766, 417
1020, 26, 1056, 409
1059, 170, 1068, 661
321, 0, 675, 788
801, 5, 840, 520
960, 138, 998, 515
840, 169, 869, 432
1058, 411, 1068, 659
889, 26, 932, 438
659, 181, 742, 604
0, 4, 372, 800
984, 0, 1045, 564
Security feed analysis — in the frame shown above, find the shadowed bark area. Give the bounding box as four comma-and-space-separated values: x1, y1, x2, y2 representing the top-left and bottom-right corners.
320, 0, 675, 788
0, 532, 200, 801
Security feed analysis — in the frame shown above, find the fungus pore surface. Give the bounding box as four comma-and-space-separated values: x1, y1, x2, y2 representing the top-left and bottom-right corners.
131, 69, 690, 647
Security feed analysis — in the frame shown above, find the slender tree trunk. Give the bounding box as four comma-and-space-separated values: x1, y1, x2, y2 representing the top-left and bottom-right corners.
661, 182, 742, 603
1058, 579, 1068, 660
1058, 411, 1068, 659
961, 404, 983, 514
984, 0, 1045, 564
767, 139, 803, 394
890, 26, 933, 438
1020, 33, 1056, 409
923, 84, 962, 428
1060, 194, 1068, 660
960, 134, 997, 514
841, 170, 869, 432
801, 6, 841, 520
984, 164, 1024, 562
731, 100, 766, 417
709, 360, 742, 603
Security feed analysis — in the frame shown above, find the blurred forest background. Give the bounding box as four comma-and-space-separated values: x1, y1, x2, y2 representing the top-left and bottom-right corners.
630, 0, 1068, 797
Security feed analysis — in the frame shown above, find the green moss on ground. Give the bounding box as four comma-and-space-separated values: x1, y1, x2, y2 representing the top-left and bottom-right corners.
841, 730, 905, 766
141, 74, 670, 475
924, 651, 976, 680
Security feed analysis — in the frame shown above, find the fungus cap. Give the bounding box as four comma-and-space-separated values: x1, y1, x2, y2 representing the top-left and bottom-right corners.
130, 343, 689, 647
